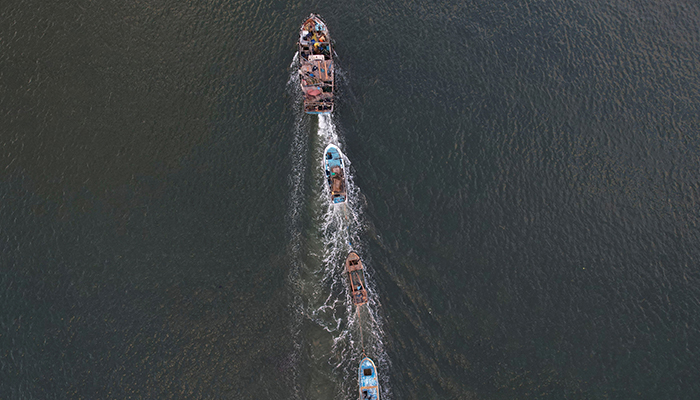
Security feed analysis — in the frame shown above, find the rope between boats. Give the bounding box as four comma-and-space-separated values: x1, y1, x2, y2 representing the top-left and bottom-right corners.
357, 306, 366, 358
341, 205, 366, 358
343, 204, 352, 247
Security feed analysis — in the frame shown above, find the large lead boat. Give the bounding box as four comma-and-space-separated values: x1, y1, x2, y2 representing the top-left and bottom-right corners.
298, 14, 334, 114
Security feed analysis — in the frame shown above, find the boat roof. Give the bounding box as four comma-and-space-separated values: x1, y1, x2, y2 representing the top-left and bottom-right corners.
333, 195, 346, 203
346, 252, 363, 272
324, 144, 343, 169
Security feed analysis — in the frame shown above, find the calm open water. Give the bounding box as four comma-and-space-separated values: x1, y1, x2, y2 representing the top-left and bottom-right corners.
2, 0, 700, 398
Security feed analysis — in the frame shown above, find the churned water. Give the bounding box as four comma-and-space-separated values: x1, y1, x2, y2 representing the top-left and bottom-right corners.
2, 0, 700, 399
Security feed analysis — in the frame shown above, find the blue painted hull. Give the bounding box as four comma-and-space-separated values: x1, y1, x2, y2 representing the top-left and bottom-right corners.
306, 111, 332, 115
323, 144, 347, 203
359, 357, 379, 400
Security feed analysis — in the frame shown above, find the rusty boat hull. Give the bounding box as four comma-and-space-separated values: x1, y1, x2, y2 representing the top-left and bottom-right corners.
345, 252, 368, 306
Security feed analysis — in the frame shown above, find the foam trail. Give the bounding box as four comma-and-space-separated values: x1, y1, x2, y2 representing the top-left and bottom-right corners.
284, 51, 308, 400
285, 59, 391, 398
285, 52, 308, 236
314, 116, 393, 399
317, 113, 340, 144
290, 51, 299, 69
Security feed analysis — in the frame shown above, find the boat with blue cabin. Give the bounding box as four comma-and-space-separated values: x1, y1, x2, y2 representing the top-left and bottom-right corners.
359, 357, 380, 400
345, 252, 368, 306
324, 144, 347, 203
298, 14, 334, 114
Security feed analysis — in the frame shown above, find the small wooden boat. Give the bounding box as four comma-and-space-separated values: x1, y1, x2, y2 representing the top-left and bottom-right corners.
298, 14, 334, 114
359, 357, 380, 400
323, 144, 347, 203
345, 252, 368, 306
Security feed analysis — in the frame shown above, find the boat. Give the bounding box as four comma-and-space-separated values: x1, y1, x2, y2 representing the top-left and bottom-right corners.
359, 357, 380, 400
323, 144, 347, 203
298, 14, 334, 114
345, 252, 368, 306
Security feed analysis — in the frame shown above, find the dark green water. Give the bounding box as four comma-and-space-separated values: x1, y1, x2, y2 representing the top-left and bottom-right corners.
2, 0, 700, 398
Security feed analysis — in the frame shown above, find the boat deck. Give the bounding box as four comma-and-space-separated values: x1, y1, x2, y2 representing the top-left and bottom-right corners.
300, 60, 333, 83
298, 14, 334, 114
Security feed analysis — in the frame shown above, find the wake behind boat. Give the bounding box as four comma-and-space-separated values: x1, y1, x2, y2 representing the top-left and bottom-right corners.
359, 357, 380, 400
345, 252, 368, 306
298, 14, 334, 114
323, 144, 347, 203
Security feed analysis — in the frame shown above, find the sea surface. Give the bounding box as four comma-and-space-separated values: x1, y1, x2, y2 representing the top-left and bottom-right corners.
2, 0, 700, 398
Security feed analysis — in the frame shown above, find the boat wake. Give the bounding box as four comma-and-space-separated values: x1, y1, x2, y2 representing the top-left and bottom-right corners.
314, 114, 393, 399
285, 55, 391, 399
284, 51, 310, 400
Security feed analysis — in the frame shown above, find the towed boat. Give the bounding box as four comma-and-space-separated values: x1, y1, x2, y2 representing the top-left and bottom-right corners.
324, 144, 347, 203
345, 252, 368, 306
298, 14, 334, 114
359, 357, 380, 400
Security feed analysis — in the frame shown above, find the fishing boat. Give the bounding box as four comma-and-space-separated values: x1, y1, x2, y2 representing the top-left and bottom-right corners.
298, 14, 334, 114
323, 144, 347, 203
345, 252, 368, 306
359, 357, 380, 400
